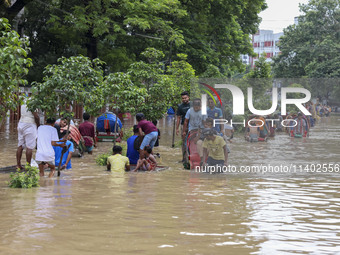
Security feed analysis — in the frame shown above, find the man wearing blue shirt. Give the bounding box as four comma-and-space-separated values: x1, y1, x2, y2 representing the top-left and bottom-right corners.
207, 98, 224, 134
53, 131, 74, 170
126, 125, 140, 165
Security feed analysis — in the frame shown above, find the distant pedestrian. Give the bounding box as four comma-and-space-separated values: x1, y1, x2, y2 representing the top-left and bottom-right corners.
16, 103, 40, 169
207, 98, 224, 134
176, 91, 190, 162
152, 120, 161, 147
79, 112, 97, 154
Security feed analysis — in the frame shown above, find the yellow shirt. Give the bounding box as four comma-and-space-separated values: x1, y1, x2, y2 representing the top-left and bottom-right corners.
203, 136, 226, 160
107, 154, 130, 173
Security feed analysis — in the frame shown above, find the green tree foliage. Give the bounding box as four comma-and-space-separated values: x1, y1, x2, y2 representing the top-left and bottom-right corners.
46, 0, 186, 59
0, 18, 32, 127
244, 53, 272, 99
127, 48, 176, 121
21, 0, 186, 82
100, 72, 147, 115
247, 53, 272, 79
224, 54, 272, 122
174, 0, 267, 75
272, 0, 340, 79
20, 0, 267, 82
126, 48, 196, 120
27, 56, 105, 120
167, 53, 196, 102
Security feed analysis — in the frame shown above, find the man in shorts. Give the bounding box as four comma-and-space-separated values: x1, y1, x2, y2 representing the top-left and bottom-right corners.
35, 118, 66, 177
16, 103, 40, 169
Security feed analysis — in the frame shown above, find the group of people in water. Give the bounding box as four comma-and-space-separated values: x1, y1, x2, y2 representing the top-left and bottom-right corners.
107, 113, 160, 173
174, 92, 333, 170
16, 103, 96, 177
15, 92, 333, 175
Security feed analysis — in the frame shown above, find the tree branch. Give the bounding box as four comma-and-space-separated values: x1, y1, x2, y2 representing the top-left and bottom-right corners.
5, 0, 34, 22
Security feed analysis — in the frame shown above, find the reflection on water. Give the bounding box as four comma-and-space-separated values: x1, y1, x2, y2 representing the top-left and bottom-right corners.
0, 116, 339, 254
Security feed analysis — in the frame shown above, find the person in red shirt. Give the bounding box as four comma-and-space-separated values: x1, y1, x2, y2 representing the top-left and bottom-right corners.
136, 113, 158, 158
78, 113, 97, 154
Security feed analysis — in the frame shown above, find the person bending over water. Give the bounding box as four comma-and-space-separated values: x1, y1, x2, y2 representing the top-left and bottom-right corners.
136, 113, 158, 159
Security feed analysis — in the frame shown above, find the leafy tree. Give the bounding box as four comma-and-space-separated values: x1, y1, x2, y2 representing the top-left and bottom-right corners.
173, 0, 267, 75
27, 56, 105, 121
245, 53, 272, 99
0, 18, 32, 128
20, 0, 186, 82
127, 48, 176, 121
167, 53, 196, 104
47, 0, 186, 59
100, 72, 147, 115
199, 64, 225, 78
272, 0, 340, 80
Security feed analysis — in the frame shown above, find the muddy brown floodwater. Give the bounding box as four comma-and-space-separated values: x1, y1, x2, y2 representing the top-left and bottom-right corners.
0, 115, 340, 254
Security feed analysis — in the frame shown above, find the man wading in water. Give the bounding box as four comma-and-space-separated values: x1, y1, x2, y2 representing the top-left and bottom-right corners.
35, 118, 66, 177
79, 112, 97, 154
176, 91, 190, 162
16, 102, 40, 169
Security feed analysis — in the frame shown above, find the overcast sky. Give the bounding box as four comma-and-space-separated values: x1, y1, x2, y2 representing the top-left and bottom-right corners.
259, 0, 310, 33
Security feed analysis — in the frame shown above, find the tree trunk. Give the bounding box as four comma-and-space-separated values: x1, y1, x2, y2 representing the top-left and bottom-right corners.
4, 0, 34, 22
0, 114, 6, 130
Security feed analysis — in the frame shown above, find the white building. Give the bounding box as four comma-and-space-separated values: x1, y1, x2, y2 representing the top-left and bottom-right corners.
250, 30, 283, 67
240, 54, 250, 65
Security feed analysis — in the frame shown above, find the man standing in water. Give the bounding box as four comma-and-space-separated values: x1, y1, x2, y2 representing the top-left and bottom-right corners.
79, 112, 97, 154
126, 125, 140, 165
176, 91, 190, 162
207, 97, 224, 135
36, 118, 65, 177
16, 102, 40, 169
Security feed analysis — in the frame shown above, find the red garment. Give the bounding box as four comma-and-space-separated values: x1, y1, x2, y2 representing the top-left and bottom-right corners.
79, 121, 95, 146
137, 119, 157, 135
61, 125, 82, 144
146, 157, 156, 171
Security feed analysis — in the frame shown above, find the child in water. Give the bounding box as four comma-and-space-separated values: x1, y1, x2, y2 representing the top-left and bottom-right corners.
134, 145, 157, 171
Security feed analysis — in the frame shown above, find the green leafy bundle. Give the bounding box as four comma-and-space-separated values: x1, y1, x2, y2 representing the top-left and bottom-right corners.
8, 164, 40, 189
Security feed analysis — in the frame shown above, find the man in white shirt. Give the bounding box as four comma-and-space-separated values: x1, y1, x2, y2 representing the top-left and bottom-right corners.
16, 103, 40, 169
35, 118, 66, 177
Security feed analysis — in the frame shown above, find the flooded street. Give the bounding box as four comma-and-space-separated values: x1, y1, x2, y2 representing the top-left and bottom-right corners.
0, 115, 340, 254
